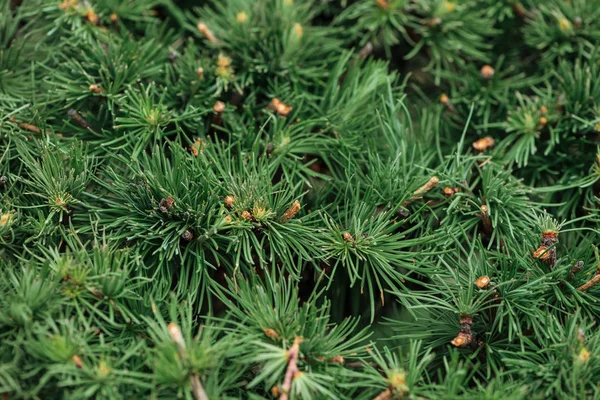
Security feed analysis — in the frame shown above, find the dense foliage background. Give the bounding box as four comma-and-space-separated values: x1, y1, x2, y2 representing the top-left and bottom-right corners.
2, 0, 600, 398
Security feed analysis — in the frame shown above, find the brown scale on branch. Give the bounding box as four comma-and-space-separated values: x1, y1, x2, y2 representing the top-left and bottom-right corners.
277, 336, 303, 400
168, 323, 210, 400
280, 200, 301, 222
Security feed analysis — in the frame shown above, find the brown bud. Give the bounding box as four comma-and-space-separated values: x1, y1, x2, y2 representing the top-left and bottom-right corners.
451, 332, 473, 347
181, 229, 194, 242
443, 187, 459, 197
427, 17, 442, 27
475, 275, 490, 289
328, 355, 344, 363
241, 210, 252, 220
270, 98, 293, 116
540, 105, 548, 114
72, 355, 84, 368
533, 245, 551, 260
376, 0, 389, 9
343, 232, 354, 242
480, 65, 495, 80
225, 195, 235, 208
159, 197, 174, 214
189, 138, 204, 157
197, 22, 217, 43
539, 116, 548, 126
271, 386, 281, 398
542, 230, 559, 244
110, 13, 118, 22
89, 84, 103, 94
236, 11, 248, 23
86, 10, 99, 25
472, 136, 495, 151
197, 67, 204, 79
263, 328, 280, 340
439, 93, 456, 113
213, 101, 225, 113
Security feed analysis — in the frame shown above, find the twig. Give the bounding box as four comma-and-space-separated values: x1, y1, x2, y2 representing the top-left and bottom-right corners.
576, 270, 600, 292
402, 176, 439, 206
478, 205, 492, 235
8, 117, 56, 135
280, 336, 303, 400
68, 108, 97, 132
168, 323, 210, 400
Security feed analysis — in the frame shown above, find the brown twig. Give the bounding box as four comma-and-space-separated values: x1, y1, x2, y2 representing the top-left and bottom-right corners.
68, 108, 96, 132
402, 176, 439, 206
279, 336, 303, 400
168, 323, 210, 400
576, 269, 600, 292
478, 205, 492, 235
8, 117, 56, 135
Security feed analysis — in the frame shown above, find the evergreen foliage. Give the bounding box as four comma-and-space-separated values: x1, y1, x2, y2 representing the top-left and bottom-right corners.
1, 0, 600, 398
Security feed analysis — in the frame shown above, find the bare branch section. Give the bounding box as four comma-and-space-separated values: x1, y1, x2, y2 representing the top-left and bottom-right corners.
279, 336, 303, 400
168, 322, 210, 400
8, 117, 58, 135
576, 269, 600, 292
403, 176, 439, 206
